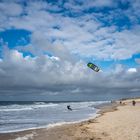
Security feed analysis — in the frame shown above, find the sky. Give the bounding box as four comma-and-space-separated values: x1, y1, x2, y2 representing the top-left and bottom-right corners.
0, 0, 140, 101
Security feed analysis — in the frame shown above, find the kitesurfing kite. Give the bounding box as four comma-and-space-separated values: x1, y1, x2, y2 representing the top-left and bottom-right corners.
87, 62, 100, 72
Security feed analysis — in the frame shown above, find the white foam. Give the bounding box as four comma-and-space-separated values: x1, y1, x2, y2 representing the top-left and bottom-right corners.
47, 110, 100, 129
0, 103, 59, 112
34, 103, 58, 108
34, 102, 46, 105
12, 132, 37, 140
0, 108, 33, 112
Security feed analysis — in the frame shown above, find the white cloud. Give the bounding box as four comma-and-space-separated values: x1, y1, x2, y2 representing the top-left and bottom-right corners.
0, 48, 140, 95
0, 0, 140, 61
64, 0, 114, 12
0, 2, 22, 16
127, 68, 137, 73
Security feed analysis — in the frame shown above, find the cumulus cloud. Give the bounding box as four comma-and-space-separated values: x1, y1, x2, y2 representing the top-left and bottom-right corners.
64, 0, 114, 13
0, 0, 140, 60
127, 68, 137, 73
0, 47, 140, 100
0, 2, 22, 16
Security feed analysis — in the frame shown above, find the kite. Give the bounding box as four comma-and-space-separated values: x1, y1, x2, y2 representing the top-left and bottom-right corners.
87, 62, 100, 72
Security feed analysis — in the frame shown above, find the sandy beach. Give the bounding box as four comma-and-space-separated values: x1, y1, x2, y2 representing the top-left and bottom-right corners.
0, 98, 140, 140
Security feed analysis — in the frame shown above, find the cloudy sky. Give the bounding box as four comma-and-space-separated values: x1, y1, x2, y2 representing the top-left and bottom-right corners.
0, 0, 140, 101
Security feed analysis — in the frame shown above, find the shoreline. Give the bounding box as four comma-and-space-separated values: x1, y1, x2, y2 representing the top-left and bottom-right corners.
0, 98, 140, 140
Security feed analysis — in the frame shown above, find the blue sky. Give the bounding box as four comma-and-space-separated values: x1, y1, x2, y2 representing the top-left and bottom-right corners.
0, 0, 140, 101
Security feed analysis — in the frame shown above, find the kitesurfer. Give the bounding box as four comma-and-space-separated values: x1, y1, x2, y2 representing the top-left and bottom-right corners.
67, 105, 72, 111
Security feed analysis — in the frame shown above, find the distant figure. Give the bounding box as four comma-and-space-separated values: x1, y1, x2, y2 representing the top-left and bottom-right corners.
67, 105, 72, 111
132, 100, 136, 106
120, 101, 122, 105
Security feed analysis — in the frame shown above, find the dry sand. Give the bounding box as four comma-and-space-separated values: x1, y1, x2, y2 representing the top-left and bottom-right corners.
0, 98, 140, 140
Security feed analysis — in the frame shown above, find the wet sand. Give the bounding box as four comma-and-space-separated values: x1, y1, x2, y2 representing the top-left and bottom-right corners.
0, 98, 140, 140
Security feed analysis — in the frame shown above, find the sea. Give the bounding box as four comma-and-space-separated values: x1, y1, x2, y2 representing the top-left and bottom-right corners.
0, 101, 110, 133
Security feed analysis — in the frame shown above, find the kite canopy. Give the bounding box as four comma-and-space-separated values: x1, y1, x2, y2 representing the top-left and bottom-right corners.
87, 62, 100, 72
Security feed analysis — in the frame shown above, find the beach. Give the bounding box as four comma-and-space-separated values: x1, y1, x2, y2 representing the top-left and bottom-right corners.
0, 98, 140, 140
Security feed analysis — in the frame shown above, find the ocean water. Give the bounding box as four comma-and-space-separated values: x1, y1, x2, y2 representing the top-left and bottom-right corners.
0, 101, 109, 133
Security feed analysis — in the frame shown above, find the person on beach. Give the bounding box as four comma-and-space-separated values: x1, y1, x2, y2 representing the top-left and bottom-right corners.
132, 100, 136, 106
67, 105, 72, 111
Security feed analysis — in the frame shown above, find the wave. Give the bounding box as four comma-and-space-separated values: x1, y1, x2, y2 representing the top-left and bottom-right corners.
33, 103, 59, 108
0, 102, 59, 112
0, 108, 33, 112
0, 101, 109, 112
